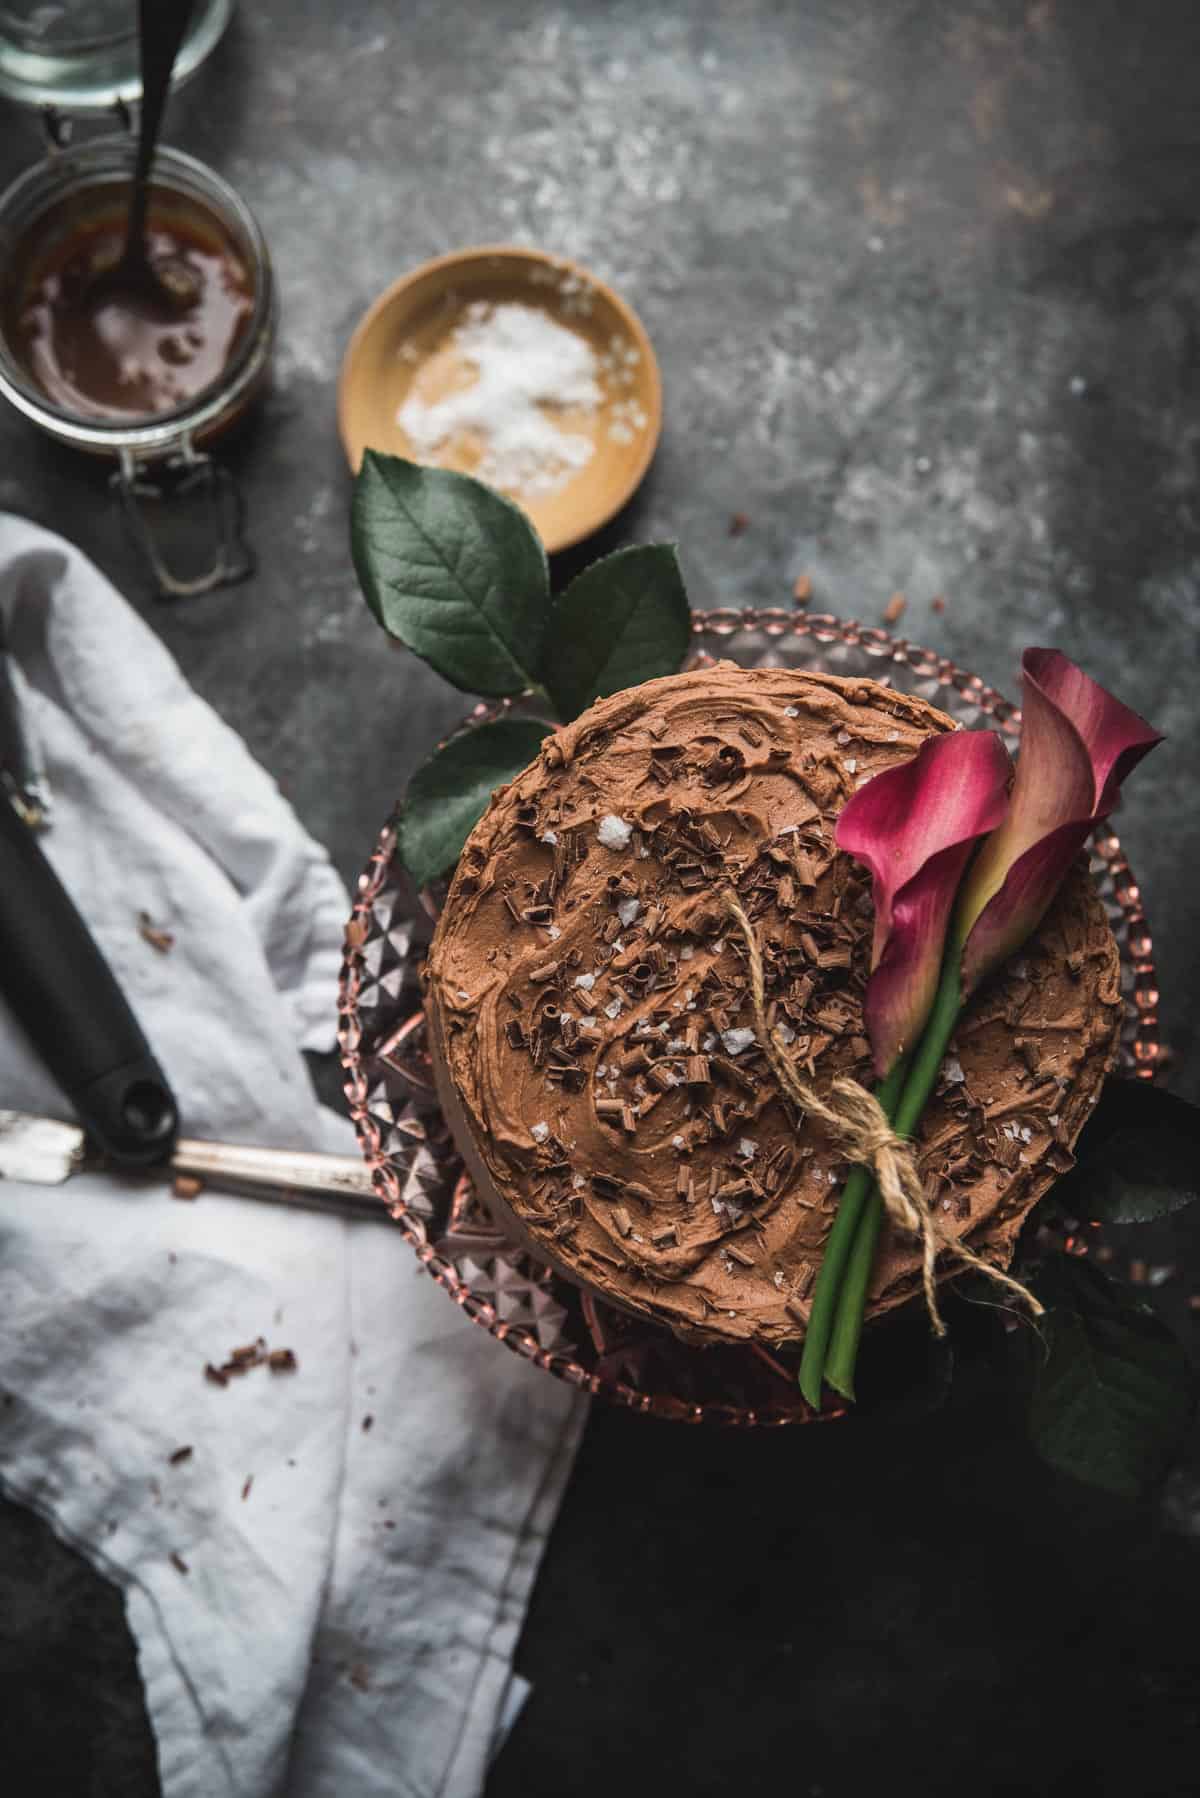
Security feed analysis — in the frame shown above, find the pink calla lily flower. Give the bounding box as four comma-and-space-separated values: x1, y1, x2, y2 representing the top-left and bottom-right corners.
956, 649, 1163, 996
835, 730, 1012, 1075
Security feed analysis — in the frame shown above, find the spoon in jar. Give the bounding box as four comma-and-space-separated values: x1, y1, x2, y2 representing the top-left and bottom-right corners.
86, 0, 201, 315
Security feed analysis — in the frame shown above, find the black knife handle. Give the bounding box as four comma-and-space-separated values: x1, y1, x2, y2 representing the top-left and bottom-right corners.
0, 796, 178, 1165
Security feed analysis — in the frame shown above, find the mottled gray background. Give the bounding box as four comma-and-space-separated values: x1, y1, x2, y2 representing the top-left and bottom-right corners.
2, 3, 1200, 1794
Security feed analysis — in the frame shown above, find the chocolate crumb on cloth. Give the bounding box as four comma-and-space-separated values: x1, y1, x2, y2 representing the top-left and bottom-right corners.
425, 663, 1122, 1349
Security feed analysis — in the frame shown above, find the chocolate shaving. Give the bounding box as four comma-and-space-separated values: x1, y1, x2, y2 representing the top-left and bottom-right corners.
138, 911, 175, 955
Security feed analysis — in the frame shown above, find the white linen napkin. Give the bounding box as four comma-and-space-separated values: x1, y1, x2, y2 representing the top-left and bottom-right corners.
0, 516, 585, 1798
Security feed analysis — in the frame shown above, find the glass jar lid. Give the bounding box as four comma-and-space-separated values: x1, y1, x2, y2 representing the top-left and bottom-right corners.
0, 0, 233, 112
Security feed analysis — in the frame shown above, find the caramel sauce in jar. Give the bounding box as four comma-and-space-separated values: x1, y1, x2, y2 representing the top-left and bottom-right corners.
4, 180, 255, 424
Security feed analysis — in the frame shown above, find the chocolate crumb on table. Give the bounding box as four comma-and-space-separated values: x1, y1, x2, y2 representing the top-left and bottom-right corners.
169, 1552, 189, 1576
168, 1446, 193, 1467
203, 1340, 298, 1383
728, 511, 750, 536
882, 591, 907, 624
137, 911, 175, 954
172, 1174, 203, 1200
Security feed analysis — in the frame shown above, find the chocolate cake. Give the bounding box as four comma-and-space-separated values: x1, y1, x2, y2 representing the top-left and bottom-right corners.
424, 664, 1122, 1347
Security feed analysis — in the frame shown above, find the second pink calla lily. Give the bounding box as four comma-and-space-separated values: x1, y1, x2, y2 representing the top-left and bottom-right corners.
835, 729, 1012, 1075
956, 649, 1163, 995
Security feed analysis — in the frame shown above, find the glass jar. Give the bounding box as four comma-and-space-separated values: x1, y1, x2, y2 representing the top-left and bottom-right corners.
0, 0, 233, 112
0, 134, 276, 595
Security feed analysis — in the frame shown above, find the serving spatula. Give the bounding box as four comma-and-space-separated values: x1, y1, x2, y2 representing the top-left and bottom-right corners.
0, 726, 388, 1223
0, 1107, 391, 1223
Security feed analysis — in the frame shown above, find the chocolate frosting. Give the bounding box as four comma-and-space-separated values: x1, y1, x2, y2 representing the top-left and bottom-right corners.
425, 664, 1121, 1347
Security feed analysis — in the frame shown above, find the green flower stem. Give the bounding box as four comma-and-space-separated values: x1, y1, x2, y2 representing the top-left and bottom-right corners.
796, 1057, 907, 1409
824, 952, 965, 1401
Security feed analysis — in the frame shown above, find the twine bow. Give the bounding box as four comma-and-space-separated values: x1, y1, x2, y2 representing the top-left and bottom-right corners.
723, 894, 1042, 1334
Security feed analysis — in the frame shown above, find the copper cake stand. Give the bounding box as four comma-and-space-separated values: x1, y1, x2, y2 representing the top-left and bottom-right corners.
337, 610, 1162, 1425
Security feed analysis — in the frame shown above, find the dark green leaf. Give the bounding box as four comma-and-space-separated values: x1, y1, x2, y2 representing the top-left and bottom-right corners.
397, 718, 553, 889
351, 452, 549, 697
1069, 1126, 1199, 1224
1029, 1254, 1192, 1499
540, 544, 690, 720
1055, 1081, 1200, 1225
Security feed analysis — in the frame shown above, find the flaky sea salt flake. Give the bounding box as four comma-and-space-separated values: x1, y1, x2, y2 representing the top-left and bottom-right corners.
617, 897, 641, 927
721, 1027, 756, 1056
597, 814, 633, 851
531, 1122, 550, 1142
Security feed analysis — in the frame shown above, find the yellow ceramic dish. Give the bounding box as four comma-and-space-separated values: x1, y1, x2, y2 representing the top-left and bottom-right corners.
337, 245, 662, 554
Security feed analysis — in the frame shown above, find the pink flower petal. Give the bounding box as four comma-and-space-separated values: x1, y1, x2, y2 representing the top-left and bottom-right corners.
836, 730, 1011, 1073
959, 649, 1162, 994
1026, 649, 1162, 813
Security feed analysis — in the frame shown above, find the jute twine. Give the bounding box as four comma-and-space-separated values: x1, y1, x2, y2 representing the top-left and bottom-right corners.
723, 894, 1043, 1334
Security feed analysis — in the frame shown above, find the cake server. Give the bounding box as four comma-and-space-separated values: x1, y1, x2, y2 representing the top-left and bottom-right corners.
0, 780, 385, 1221
0, 1108, 386, 1222
0, 777, 179, 1166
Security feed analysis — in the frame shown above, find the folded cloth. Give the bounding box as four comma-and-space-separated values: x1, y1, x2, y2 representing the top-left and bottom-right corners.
0, 517, 585, 1798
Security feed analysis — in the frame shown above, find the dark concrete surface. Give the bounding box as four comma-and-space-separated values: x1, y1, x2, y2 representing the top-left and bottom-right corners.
2, 2, 1200, 1793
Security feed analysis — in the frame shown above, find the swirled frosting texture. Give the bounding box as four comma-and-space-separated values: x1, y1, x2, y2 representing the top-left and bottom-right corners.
426, 665, 1121, 1347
